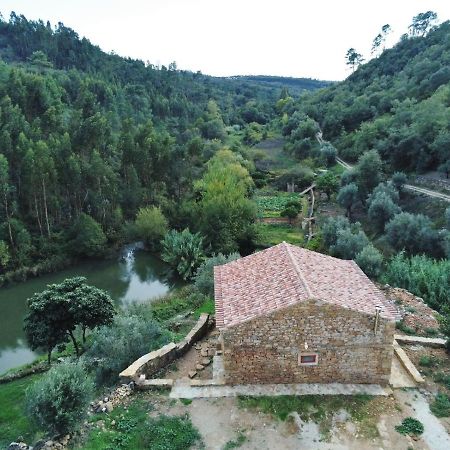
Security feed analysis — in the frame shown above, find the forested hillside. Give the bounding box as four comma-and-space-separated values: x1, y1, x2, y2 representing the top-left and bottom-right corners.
0, 13, 326, 278
281, 20, 450, 173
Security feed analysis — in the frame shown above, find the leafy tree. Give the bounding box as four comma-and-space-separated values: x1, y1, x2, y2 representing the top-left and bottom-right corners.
85, 314, 168, 385
409, 11, 438, 37
385, 212, 442, 256
337, 183, 359, 219
368, 181, 399, 205
0, 240, 10, 269
135, 206, 168, 250
322, 215, 351, 248
161, 229, 205, 280
368, 192, 401, 232
345, 48, 364, 72
24, 277, 114, 362
355, 245, 383, 278
316, 172, 339, 199
355, 150, 383, 200
438, 160, 450, 179
281, 200, 302, 224
25, 362, 94, 435
341, 169, 357, 186
330, 228, 370, 259
371, 24, 392, 55
194, 253, 240, 297
320, 142, 337, 166
391, 172, 407, 193
273, 165, 315, 191
68, 213, 107, 258
64, 277, 115, 343
197, 149, 256, 254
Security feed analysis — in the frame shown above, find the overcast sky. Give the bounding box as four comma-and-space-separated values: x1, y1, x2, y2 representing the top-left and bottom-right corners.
1, 0, 449, 80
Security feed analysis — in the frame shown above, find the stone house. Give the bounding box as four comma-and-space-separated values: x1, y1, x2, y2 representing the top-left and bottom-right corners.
214, 242, 396, 386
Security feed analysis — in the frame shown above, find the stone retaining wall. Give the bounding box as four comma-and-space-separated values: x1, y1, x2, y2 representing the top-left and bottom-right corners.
119, 313, 210, 382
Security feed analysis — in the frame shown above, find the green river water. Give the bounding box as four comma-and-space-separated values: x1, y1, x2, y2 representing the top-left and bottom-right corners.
0, 246, 180, 374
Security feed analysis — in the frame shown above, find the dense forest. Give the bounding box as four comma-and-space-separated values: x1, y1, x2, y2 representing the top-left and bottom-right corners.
280, 19, 450, 173
0, 13, 327, 279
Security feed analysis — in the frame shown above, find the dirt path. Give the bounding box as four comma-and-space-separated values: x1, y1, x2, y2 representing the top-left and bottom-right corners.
335, 157, 450, 202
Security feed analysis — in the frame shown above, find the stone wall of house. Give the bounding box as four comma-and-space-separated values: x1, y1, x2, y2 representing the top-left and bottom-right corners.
221, 299, 395, 385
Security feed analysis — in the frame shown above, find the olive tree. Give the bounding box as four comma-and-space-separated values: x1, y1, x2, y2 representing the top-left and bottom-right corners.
337, 183, 359, 219
368, 192, 401, 232
355, 245, 384, 278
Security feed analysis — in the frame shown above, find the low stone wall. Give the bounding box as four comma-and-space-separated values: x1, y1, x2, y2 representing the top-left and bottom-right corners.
119, 313, 210, 382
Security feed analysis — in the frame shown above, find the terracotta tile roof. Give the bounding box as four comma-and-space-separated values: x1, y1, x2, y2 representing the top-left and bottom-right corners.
214, 242, 397, 328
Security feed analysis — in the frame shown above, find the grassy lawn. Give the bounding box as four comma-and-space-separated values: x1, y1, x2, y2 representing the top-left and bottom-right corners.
257, 223, 304, 246
0, 374, 43, 448
238, 394, 378, 439
79, 399, 201, 450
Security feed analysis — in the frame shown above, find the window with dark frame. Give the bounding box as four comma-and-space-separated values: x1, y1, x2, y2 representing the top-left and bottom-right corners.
299, 353, 318, 365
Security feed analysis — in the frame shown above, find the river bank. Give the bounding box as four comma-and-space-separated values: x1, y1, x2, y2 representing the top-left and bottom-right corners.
0, 245, 181, 374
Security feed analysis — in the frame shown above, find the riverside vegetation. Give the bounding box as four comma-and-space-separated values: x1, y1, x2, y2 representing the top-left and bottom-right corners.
1, 9, 450, 449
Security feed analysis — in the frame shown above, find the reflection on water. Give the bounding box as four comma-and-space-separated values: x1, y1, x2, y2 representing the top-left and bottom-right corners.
0, 246, 180, 374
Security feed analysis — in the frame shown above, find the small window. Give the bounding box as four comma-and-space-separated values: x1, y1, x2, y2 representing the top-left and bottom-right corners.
299, 353, 318, 366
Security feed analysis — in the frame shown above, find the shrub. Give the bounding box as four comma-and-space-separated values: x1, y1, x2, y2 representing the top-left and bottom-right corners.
194, 253, 240, 297
418, 355, 439, 367
322, 216, 351, 248
382, 253, 450, 311
391, 172, 407, 193
395, 417, 424, 436
134, 206, 168, 250
320, 142, 337, 166
330, 228, 369, 260
67, 213, 106, 258
355, 245, 383, 278
430, 393, 450, 417
385, 212, 443, 257
368, 193, 401, 232
138, 415, 201, 450
25, 362, 94, 435
161, 229, 205, 280
337, 183, 359, 218
85, 314, 169, 385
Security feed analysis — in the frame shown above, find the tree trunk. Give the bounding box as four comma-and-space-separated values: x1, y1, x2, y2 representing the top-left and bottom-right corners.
34, 194, 43, 236
42, 178, 50, 237
68, 330, 80, 357
82, 326, 87, 343
4, 193, 14, 248
47, 349, 52, 365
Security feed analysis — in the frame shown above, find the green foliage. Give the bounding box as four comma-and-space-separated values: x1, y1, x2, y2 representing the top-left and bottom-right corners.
285, 21, 450, 173
256, 192, 300, 217
430, 394, 450, 417
322, 216, 351, 248
238, 395, 376, 438
194, 253, 240, 297
316, 172, 339, 199
382, 253, 450, 311
138, 415, 201, 450
418, 355, 439, 367
330, 228, 369, 260
395, 417, 424, 436
0, 374, 41, 448
385, 212, 443, 257
0, 239, 10, 268
24, 277, 115, 362
433, 372, 450, 390
257, 223, 304, 247
134, 206, 168, 250
223, 432, 247, 449
25, 362, 94, 435
320, 142, 337, 167
391, 172, 407, 193
161, 229, 205, 280
273, 165, 315, 191
68, 213, 107, 258
355, 150, 383, 200
149, 289, 207, 323
355, 244, 384, 278
368, 192, 401, 232
337, 183, 359, 218
85, 313, 169, 385
197, 149, 257, 254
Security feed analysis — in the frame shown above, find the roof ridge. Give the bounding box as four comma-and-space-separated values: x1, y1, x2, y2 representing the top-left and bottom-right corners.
282, 242, 313, 298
